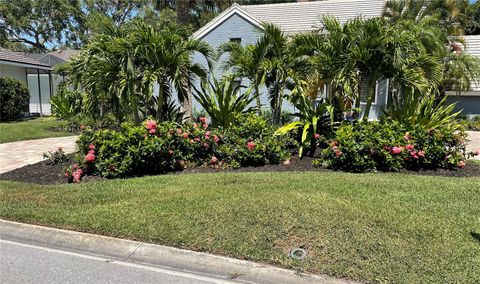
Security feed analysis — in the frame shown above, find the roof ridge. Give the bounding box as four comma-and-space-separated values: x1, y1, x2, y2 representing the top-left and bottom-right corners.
240, 0, 372, 8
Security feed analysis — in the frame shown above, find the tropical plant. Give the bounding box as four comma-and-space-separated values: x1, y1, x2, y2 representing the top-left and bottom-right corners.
383, 92, 462, 130
193, 77, 256, 128
276, 91, 334, 157
218, 41, 267, 114
50, 85, 83, 120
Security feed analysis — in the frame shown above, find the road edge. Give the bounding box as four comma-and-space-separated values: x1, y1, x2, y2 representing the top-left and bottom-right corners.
0, 219, 355, 284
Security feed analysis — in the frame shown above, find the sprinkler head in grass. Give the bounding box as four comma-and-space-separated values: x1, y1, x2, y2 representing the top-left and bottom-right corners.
289, 248, 306, 260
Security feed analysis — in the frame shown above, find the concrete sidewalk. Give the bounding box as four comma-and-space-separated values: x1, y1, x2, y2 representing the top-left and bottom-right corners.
0, 136, 78, 174
466, 131, 480, 160
0, 220, 354, 284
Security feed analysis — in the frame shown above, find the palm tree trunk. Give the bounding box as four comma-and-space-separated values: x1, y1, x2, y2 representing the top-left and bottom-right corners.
362, 78, 377, 122
273, 87, 283, 125
181, 87, 193, 122
156, 80, 164, 121
255, 84, 261, 115
176, 0, 190, 25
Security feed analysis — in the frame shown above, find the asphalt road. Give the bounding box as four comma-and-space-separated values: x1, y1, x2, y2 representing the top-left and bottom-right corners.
0, 239, 238, 284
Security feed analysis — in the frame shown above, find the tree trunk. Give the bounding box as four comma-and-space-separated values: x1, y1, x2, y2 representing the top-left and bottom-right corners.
355, 75, 371, 120
156, 81, 164, 121
176, 0, 191, 25
181, 86, 193, 122
273, 88, 283, 125
362, 77, 377, 122
255, 84, 262, 115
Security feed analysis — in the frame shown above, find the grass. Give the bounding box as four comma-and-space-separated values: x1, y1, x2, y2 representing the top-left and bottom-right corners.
0, 118, 70, 143
1, 172, 479, 283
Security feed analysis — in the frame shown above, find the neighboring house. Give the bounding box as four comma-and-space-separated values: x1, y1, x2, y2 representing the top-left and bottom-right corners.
0, 48, 77, 116
446, 35, 480, 116
191, 0, 480, 118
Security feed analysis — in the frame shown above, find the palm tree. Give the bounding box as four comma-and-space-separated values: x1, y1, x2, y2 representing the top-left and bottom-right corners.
132, 23, 213, 121
218, 41, 267, 114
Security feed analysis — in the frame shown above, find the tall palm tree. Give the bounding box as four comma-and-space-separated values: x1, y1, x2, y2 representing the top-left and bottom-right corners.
132, 23, 213, 121
218, 41, 267, 114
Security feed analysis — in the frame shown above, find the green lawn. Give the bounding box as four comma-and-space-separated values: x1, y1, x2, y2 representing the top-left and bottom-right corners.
1, 172, 479, 283
0, 118, 70, 143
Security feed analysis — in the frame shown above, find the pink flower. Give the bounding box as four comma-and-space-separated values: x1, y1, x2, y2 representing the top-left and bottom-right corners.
64, 172, 69, 178
149, 128, 157, 134
80, 125, 86, 130
211, 156, 218, 165
202, 123, 208, 129
410, 151, 419, 159
89, 144, 95, 150
72, 163, 78, 169
203, 142, 209, 149
246, 141, 255, 151
146, 119, 157, 130
193, 123, 199, 128
194, 137, 201, 142
88, 149, 95, 155
190, 139, 194, 144
283, 160, 291, 165
168, 149, 174, 155
72, 174, 81, 183
403, 132, 411, 141
335, 150, 343, 157
204, 131, 211, 139
458, 160, 466, 168
213, 135, 220, 143
176, 128, 183, 135
405, 144, 414, 151
475, 150, 480, 156
417, 150, 425, 158
85, 153, 95, 163
314, 133, 320, 139
199, 117, 207, 124
183, 132, 189, 139
383, 145, 391, 151
390, 146, 402, 155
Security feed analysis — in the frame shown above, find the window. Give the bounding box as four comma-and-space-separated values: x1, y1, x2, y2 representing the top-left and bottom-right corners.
230, 38, 241, 44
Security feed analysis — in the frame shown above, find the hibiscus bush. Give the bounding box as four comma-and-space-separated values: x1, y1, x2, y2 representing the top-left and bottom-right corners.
314, 120, 474, 172
74, 114, 293, 179
218, 114, 295, 167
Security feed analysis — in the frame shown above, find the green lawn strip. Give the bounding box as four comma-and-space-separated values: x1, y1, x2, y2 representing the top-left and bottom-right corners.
1, 172, 479, 283
0, 118, 70, 143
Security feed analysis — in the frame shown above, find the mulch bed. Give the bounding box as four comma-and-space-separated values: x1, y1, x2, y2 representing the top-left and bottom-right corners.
1, 154, 479, 186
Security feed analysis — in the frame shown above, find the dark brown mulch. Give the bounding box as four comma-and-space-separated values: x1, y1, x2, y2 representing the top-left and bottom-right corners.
0, 154, 104, 185
1, 154, 478, 186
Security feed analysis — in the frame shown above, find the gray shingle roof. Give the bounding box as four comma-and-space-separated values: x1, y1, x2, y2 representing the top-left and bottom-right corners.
240, 0, 386, 35
0, 48, 51, 68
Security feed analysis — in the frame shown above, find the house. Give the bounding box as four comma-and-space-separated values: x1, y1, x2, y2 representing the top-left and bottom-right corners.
0, 48, 77, 116
191, 0, 480, 118
445, 35, 480, 116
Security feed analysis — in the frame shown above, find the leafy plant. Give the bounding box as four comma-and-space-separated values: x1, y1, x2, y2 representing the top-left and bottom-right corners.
193, 77, 256, 128
383, 92, 461, 130
50, 86, 83, 120
43, 147, 68, 166
0, 77, 30, 121
315, 120, 470, 172
275, 94, 334, 157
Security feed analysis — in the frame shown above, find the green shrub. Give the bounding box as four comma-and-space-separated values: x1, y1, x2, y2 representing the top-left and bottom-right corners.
76, 114, 293, 178
0, 77, 30, 121
43, 147, 68, 166
220, 114, 294, 167
314, 120, 470, 172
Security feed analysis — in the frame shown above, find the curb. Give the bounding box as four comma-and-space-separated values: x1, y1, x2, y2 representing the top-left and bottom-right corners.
0, 220, 355, 284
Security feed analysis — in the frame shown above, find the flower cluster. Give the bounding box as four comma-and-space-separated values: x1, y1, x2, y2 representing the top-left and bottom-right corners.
85, 144, 96, 163
64, 163, 84, 183
146, 119, 157, 134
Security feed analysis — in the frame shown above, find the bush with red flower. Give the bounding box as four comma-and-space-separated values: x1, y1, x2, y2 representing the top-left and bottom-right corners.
314, 119, 470, 172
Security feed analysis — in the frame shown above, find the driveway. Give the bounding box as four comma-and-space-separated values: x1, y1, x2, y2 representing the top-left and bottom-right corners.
466, 131, 480, 160
0, 136, 78, 174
